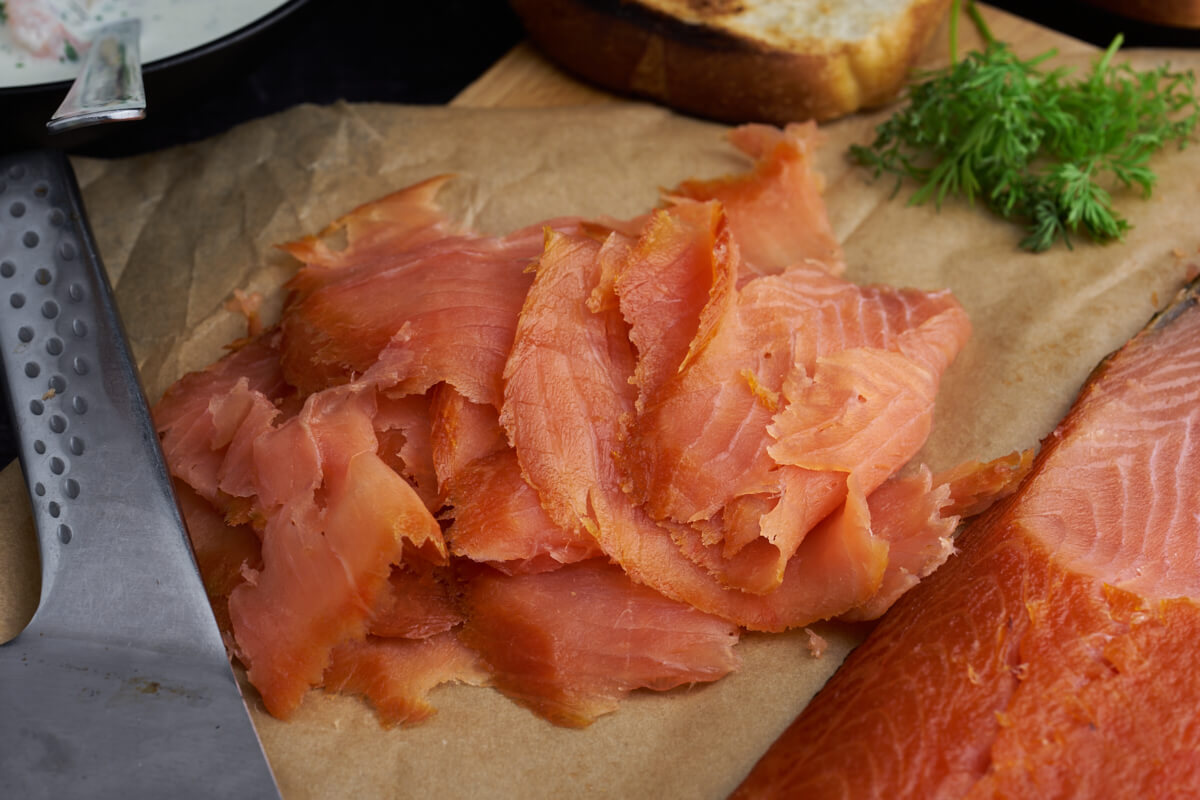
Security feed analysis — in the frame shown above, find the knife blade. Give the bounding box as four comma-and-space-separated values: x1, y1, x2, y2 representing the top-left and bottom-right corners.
0, 150, 280, 798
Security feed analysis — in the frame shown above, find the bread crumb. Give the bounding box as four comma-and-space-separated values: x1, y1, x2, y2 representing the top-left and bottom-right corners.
804, 627, 827, 658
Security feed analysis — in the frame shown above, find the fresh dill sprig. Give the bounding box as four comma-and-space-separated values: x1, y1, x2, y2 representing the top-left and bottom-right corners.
851, 3, 1200, 252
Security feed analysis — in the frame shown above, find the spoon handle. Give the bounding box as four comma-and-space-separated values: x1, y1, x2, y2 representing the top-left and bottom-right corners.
47, 19, 146, 135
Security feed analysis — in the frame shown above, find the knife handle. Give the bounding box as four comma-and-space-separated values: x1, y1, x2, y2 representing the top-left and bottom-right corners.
0, 151, 218, 652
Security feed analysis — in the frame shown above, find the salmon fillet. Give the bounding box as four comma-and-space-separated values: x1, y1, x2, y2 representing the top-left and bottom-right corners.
731, 277, 1200, 798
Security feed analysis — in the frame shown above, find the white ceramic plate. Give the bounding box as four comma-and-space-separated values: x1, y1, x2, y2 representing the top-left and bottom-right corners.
0, 0, 293, 88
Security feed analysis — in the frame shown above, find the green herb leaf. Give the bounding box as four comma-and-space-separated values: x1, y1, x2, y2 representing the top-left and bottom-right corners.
852, 15, 1200, 252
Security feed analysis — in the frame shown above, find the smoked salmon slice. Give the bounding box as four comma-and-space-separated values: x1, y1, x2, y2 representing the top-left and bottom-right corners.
444, 448, 602, 574
620, 264, 969, 531
374, 392, 441, 512
500, 229, 638, 538
229, 385, 445, 719
280, 230, 540, 400
280, 206, 585, 401
154, 331, 296, 514
428, 384, 509, 492
368, 562, 463, 640
323, 633, 490, 728
668, 122, 843, 279
457, 560, 741, 728
430, 384, 603, 573
279, 175, 461, 277
172, 480, 262, 639
731, 277, 1200, 798
607, 200, 738, 413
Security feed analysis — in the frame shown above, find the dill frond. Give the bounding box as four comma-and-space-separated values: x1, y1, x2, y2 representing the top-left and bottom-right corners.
851, 13, 1200, 253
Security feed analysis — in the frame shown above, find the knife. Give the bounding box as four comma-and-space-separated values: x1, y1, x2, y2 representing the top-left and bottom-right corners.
0, 151, 280, 798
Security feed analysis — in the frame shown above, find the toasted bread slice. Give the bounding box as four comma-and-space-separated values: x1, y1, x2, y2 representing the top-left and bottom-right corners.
1082, 0, 1200, 27
508, 0, 953, 123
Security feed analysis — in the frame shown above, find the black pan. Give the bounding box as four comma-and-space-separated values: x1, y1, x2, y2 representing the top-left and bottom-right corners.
0, 0, 313, 154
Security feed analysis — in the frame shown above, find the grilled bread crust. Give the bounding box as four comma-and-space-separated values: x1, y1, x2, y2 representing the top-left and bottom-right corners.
508, 0, 953, 123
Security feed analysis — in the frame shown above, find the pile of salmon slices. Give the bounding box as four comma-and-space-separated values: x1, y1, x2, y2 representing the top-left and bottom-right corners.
153, 123, 1028, 728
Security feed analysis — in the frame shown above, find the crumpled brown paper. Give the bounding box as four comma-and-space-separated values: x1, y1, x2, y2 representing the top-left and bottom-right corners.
4, 25, 1200, 800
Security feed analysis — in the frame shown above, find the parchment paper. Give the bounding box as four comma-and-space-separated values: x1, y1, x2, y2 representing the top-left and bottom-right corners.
4, 36, 1200, 800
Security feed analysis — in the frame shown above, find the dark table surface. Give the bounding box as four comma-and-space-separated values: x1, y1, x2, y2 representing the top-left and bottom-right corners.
1, 0, 1197, 470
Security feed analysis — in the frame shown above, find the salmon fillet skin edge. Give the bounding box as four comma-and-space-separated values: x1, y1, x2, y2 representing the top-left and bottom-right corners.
731, 275, 1200, 799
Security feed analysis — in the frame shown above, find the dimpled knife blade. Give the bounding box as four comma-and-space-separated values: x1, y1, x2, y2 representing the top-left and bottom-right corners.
0, 151, 280, 799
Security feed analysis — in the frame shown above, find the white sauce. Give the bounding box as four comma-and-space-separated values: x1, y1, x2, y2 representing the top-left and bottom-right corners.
0, 0, 292, 87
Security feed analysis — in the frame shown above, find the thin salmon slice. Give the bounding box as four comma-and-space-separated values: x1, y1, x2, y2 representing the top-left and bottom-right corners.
932, 448, 1035, 519
154, 331, 295, 512
836, 465, 956, 622
157, 336, 457, 720
280, 232, 533, 400
229, 385, 445, 719
609, 200, 738, 412
279, 175, 461, 281
667, 122, 843, 279
431, 378, 602, 572
323, 633, 490, 727
368, 562, 464, 639
428, 384, 510, 494
173, 480, 262, 639
374, 392, 441, 512
731, 278, 1200, 797
457, 560, 740, 728
280, 221, 579, 401
445, 448, 602, 574
500, 229, 638, 538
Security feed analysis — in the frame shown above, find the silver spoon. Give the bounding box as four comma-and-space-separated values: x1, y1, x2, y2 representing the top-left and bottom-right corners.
47, 18, 146, 135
